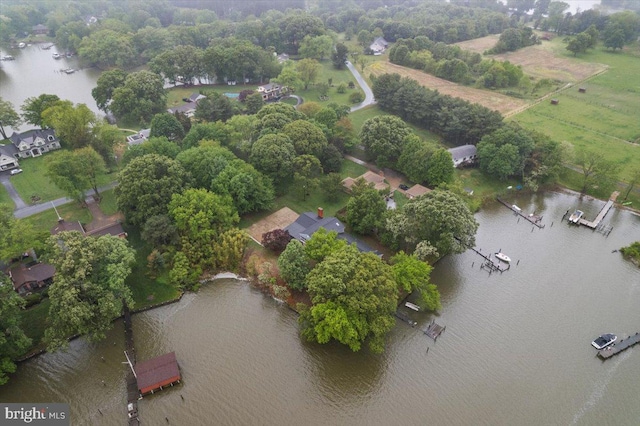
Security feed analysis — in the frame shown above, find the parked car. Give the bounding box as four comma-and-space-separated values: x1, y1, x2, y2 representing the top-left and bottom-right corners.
399, 184, 409, 190
10, 168, 23, 175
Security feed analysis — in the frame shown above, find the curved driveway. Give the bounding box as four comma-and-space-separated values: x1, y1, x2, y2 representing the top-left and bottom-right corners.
346, 61, 376, 112
0, 172, 27, 210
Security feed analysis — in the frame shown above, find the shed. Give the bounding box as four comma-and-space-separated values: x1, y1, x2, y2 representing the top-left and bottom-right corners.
135, 352, 181, 395
550, 99, 559, 105
578, 87, 586, 93
405, 184, 431, 199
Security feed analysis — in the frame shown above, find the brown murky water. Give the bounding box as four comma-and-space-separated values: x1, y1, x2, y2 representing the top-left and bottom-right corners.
1, 191, 639, 425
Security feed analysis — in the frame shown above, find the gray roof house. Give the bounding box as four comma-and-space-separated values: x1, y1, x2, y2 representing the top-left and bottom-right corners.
1, 129, 61, 168
285, 210, 378, 255
448, 144, 477, 168
167, 92, 207, 117
126, 128, 151, 147
370, 37, 389, 55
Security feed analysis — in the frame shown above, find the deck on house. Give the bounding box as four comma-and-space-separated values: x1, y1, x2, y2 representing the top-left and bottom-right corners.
598, 332, 640, 359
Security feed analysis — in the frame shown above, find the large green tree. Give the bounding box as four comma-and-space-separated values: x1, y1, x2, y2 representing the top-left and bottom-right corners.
110, 70, 167, 125
346, 180, 387, 236
282, 120, 328, 157
41, 101, 96, 149
477, 124, 535, 181
150, 112, 185, 142
210, 159, 275, 215
384, 190, 478, 256
361, 115, 412, 168
277, 239, 312, 291
332, 42, 349, 69
293, 155, 323, 201
46, 147, 106, 204
249, 134, 296, 185
116, 154, 191, 226
175, 144, 236, 189
299, 244, 398, 353
168, 188, 239, 270
575, 149, 620, 195
296, 58, 321, 90
391, 252, 441, 311
0, 97, 22, 140
0, 205, 44, 261
21, 94, 60, 128
0, 273, 31, 385
91, 68, 128, 112
299, 35, 333, 60
425, 149, 455, 186
44, 232, 136, 351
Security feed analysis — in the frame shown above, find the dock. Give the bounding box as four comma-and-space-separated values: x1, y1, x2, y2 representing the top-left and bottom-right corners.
123, 306, 140, 426
597, 332, 640, 359
424, 320, 445, 340
469, 247, 510, 273
496, 198, 544, 228
568, 192, 617, 234
395, 311, 417, 327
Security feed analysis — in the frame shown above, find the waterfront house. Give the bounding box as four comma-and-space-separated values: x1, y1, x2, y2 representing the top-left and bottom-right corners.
8, 129, 61, 159
0, 146, 20, 171
369, 37, 389, 55
167, 92, 206, 117
126, 128, 151, 147
135, 352, 181, 396
285, 209, 378, 255
448, 144, 477, 168
7, 262, 55, 296
31, 24, 49, 35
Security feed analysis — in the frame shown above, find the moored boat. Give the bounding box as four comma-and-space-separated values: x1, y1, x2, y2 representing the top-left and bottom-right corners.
591, 333, 616, 350
52, 52, 61, 59
405, 302, 420, 312
495, 252, 511, 263
568, 209, 583, 224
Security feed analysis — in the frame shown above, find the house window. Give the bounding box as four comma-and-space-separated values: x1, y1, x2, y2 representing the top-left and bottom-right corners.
48, 135, 55, 141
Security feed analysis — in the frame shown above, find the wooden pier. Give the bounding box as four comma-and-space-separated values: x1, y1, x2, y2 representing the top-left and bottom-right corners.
568, 192, 618, 234
496, 198, 545, 228
123, 306, 140, 426
424, 320, 445, 340
470, 247, 510, 273
597, 332, 640, 359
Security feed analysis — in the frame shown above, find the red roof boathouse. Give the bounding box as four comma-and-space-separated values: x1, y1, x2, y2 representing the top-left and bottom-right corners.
135, 352, 181, 395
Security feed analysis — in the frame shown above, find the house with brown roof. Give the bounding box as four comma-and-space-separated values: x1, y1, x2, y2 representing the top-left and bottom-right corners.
8, 263, 55, 296
405, 184, 431, 199
51, 219, 127, 239
342, 171, 389, 193
135, 352, 181, 395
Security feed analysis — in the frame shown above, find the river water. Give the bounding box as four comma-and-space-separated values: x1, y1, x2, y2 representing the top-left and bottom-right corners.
1, 191, 639, 425
0, 44, 102, 133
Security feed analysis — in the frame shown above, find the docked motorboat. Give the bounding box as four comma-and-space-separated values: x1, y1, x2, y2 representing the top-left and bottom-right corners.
495, 252, 511, 263
52, 52, 61, 59
405, 302, 420, 312
591, 333, 616, 350
568, 209, 583, 224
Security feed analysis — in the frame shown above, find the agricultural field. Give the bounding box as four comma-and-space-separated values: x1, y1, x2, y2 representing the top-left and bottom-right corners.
365, 61, 528, 115
511, 40, 640, 182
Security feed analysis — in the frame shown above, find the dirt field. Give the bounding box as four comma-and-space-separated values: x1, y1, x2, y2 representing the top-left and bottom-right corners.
367, 61, 528, 115
456, 35, 608, 82
246, 207, 299, 243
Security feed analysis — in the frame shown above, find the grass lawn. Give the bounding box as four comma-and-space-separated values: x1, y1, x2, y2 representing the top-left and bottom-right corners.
455, 168, 521, 201
98, 189, 118, 215
339, 159, 368, 179
11, 154, 117, 204
349, 105, 441, 143
511, 41, 640, 182
0, 185, 13, 208
21, 202, 93, 233
124, 225, 181, 310
295, 60, 364, 106
166, 84, 261, 109
19, 298, 50, 355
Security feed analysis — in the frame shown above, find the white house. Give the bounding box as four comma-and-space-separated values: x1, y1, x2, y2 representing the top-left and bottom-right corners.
448, 144, 477, 168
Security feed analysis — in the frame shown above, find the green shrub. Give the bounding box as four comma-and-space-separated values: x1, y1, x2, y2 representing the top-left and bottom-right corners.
349, 91, 364, 103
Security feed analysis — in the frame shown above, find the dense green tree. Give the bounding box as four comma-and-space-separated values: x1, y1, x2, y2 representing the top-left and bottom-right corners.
299, 244, 398, 353
297, 58, 321, 90
346, 180, 387, 236
0, 273, 31, 385
299, 35, 333, 60
293, 155, 323, 201
110, 70, 167, 125
21, 94, 61, 128
44, 232, 135, 351
361, 115, 412, 168
384, 190, 478, 256
41, 101, 96, 149
91, 122, 122, 168
150, 113, 185, 142
168, 188, 239, 270
122, 136, 181, 164
116, 154, 191, 226
281, 13, 325, 54
78, 29, 137, 69
397, 135, 435, 184
149, 45, 203, 85
214, 229, 249, 272
210, 159, 275, 214
141, 214, 178, 248
55, 20, 91, 52
566, 32, 592, 56
46, 148, 106, 205
169, 251, 201, 289
303, 228, 347, 263
391, 252, 441, 311
322, 173, 345, 202
273, 64, 304, 92
575, 149, 620, 195
195, 92, 235, 123
175, 144, 236, 189
477, 124, 535, 180
92, 69, 128, 112
182, 122, 230, 149
524, 132, 569, 191
425, 149, 455, 186
332, 42, 349, 69
0, 205, 43, 261
278, 239, 312, 291
244, 93, 265, 115
603, 24, 625, 50
282, 120, 328, 157
0, 97, 22, 139
249, 134, 296, 185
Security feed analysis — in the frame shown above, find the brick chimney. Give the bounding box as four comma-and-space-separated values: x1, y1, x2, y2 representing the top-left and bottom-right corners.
317, 207, 324, 219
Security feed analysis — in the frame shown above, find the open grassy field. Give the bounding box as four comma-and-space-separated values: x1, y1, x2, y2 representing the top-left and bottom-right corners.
10, 154, 117, 204
365, 61, 528, 115
511, 40, 640, 182
97, 188, 118, 215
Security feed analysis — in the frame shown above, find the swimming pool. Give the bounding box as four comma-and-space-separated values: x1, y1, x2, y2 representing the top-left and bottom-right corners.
224, 93, 240, 98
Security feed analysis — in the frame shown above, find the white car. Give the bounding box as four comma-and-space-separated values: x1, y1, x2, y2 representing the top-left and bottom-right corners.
10, 168, 23, 175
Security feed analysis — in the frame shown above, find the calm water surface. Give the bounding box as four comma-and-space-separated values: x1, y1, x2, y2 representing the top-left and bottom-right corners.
1, 191, 639, 425
0, 44, 102, 132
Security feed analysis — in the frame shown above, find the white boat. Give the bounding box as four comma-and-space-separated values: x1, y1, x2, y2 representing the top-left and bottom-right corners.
18, 42, 26, 48
495, 252, 511, 263
64, 68, 75, 74
591, 333, 616, 350
568, 209, 584, 224
52, 53, 61, 59
405, 302, 420, 312
1, 55, 14, 61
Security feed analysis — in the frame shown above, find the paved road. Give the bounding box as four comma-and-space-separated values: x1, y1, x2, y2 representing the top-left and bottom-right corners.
13, 182, 118, 219
0, 172, 27, 209
346, 61, 376, 112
